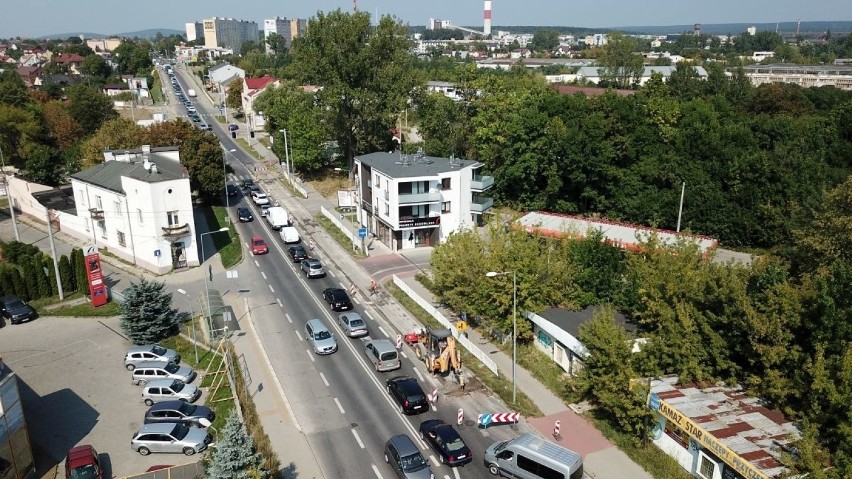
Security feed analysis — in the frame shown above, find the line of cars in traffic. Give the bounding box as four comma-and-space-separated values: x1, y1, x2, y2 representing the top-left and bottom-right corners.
166, 68, 210, 130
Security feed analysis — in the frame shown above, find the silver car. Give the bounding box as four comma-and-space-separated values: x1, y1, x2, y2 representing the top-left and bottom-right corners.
366, 339, 401, 372
130, 423, 211, 456
300, 258, 325, 278
141, 379, 200, 406
131, 361, 196, 386
305, 319, 337, 355
124, 344, 180, 370
384, 434, 434, 479
338, 313, 368, 337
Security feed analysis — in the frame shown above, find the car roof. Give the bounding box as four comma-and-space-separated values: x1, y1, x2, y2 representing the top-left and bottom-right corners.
238, 206, 249, 212
252, 235, 265, 241
137, 423, 179, 434
66, 444, 97, 467
128, 344, 162, 353
134, 361, 174, 369
304, 258, 321, 265
306, 318, 329, 330
387, 434, 419, 456
369, 339, 396, 352
391, 376, 423, 394
144, 379, 182, 388
147, 400, 188, 411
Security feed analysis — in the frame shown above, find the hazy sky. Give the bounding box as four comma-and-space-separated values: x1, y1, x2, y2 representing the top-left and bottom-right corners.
2, 0, 849, 38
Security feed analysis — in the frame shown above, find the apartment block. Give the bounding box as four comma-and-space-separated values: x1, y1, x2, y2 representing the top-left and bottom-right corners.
203, 17, 259, 55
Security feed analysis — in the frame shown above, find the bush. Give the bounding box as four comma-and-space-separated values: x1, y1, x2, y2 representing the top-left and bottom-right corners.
119, 279, 178, 344
59, 255, 75, 292
0, 241, 41, 265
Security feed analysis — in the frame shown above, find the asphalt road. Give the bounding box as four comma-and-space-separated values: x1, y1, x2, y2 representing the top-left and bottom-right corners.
172, 66, 524, 479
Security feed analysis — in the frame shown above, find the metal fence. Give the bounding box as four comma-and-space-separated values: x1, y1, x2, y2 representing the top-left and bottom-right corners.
320, 205, 359, 249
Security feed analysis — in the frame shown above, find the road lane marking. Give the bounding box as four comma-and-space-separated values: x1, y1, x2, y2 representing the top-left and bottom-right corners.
353, 297, 360, 305
430, 455, 439, 466
254, 260, 259, 267
371, 464, 383, 478
320, 372, 329, 387
351, 428, 365, 448
295, 330, 303, 341
432, 404, 437, 412
338, 282, 346, 288
286, 313, 292, 323
453, 467, 460, 479
364, 310, 374, 320
277, 298, 283, 307
328, 270, 336, 277
261, 271, 267, 280
269, 284, 275, 293
414, 368, 425, 382
401, 351, 408, 359
378, 326, 389, 338
306, 350, 315, 362
336, 397, 346, 415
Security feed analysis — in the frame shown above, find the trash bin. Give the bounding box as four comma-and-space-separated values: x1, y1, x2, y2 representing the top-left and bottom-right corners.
231, 131, 236, 139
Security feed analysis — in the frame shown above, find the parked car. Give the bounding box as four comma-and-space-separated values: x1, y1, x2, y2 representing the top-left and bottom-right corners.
305, 319, 338, 355
384, 434, 434, 479
144, 400, 215, 428
300, 258, 325, 278
226, 184, 238, 196
418, 419, 473, 466
322, 288, 353, 311
337, 313, 368, 337
124, 345, 180, 371
365, 339, 401, 372
65, 444, 102, 479
386, 376, 429, 415
251, 191, 270, 205
242, 178, 254, 190
250, 235, 269, 255
130, 423, 211, 456
189, 115, 200, 122
237, 207, 253, 222
141, 379, 200, 406
288, 245, 308, 262
131, 361, 196, 386
228, 124, 239, 131
0, 295, 37, 324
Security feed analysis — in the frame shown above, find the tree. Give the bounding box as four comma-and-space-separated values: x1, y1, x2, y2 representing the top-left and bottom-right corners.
66, 84, 118, 135
20, 256, 38, 301
530, 30, 560, 53
0, 70, 30, 107
596, 32, 644, 88
37, 254, 53, 298
112, 40, 153, 75
58, 254, 75, 293
25, 145, 64, 186
792, 176, 852, 273
72, 248, 88, 294
289, 10, 419, 170
226, 82, 243, 112
206, 410, 265, 479
119, 279, 178, 344
0, 104, 44, 167
80, 54, 112, 79
41, 100, 83, 150
80, 117, 144, 166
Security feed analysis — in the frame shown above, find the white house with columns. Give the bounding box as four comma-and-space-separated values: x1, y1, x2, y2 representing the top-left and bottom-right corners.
67, 145, 198, 273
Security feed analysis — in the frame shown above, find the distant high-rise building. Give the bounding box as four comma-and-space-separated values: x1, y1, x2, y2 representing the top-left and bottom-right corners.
203, 17, 259, 55
747, 26, 757, 35
185, 22, 203, 42
263, 17, 307, 51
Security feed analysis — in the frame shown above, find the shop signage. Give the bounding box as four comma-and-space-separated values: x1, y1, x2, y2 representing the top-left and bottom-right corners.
654, 398, 768, 479
84, 245, 108, 308
399, 216, 440, 228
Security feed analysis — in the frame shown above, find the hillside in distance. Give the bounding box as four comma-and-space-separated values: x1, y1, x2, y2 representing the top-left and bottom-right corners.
39, 28, 183, 39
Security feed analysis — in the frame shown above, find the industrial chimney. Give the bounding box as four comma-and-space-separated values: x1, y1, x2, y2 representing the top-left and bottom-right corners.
483, 0, 492, 36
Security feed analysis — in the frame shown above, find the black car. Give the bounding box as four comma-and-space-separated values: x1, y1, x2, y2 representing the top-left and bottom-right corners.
418, 419, 473, 466
322, 287, 352, 311
0, 295, 37, 324
242, 178, 255, 190
288, 246, 308, 263
237, 207, 253, 222
226, 184, 238, 196
144, 400, 215, 428
386, 376, 429, 415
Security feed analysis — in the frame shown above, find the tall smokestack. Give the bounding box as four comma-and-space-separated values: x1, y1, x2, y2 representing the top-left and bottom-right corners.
483, 0, 492, 36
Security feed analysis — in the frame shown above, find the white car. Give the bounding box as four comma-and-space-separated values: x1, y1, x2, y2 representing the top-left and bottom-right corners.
251, 191, 270, 206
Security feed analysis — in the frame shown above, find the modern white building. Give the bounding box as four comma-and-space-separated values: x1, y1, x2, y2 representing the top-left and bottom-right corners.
263, 17, 306, 50
68, 146, 198, 273
354, 151, 494, 250
202, 17, 259, 55
185, 22, 204, 42
737, 63, 852, 91
576, 65, 708, 86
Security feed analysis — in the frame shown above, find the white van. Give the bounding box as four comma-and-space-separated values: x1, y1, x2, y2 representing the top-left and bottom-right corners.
280, 226, 300, 244
484, 434, 583, 479
265, 206, 290, 230
187, 89, 197, 97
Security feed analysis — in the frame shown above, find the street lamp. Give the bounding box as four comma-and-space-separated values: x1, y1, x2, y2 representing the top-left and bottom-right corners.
200, 227, 230, 342
176, 288, 198, 363
221, 146, 236, 221
0, 146, 20, 241
486, 270, 517, 404
278, 129, 291, 180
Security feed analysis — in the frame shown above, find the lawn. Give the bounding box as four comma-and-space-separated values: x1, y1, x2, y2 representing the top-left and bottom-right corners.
235, 139, 262, 160
200, 206, 243, 269
150, 74, 164, 104
309, 174, 352, 200
315, 214, 366, 259
48, 300, 121, 317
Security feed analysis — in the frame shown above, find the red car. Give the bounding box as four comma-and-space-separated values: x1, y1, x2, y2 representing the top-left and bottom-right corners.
251, 235, 269, 255
65, 445, 102, 479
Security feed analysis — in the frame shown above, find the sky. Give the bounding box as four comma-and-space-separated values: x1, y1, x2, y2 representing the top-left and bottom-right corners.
1, 0, 850, 38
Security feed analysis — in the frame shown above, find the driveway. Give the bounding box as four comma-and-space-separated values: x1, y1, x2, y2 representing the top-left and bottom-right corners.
0, 316, 202, 477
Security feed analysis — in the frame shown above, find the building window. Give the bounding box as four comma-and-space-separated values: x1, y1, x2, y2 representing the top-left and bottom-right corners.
114, 201, 122, 217
117, 231, 126, 247
384, 203, 390, 216
95, 195, 103, 210
441, 201, 451, 213
697, 454, 716, 479
441, 178, 451, 190
167, 211, 179, 226
98, 220, 107, 239
375, 174, 380, 188
137, 208, 143, 225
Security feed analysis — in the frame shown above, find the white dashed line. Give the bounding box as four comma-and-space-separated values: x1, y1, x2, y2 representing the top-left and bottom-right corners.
371, 464, 383, 478
353, 297, 360, 305
306, 350, 315, 362
401, 351, 408, 359
286, 313, 292, 324
328, 270, 336, 277
295, 331, 303, 341
364, 310, 374, 320
430, 455, 440, 466
432, 404, 437, 412
414, 368, 425, 382
378, 326, 389, 338
335, 397, 346, 415
254, 260, 259, 267
245, 242, 250, 249
351, 428, 364, 448
320, 372, 329, 387
453, 467, 461, 479
268, 284, 275, 293
338, 282, 346, 289
277, 298, 283, 307
261, 272, 267, 280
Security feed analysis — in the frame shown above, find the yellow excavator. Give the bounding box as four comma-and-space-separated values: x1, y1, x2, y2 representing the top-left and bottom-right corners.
409, 328, 462, 375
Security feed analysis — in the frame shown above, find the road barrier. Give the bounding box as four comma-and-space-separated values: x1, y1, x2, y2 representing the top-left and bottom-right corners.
553, 419, 561, 440
396, 334, 403, 349
458, 408, 464, 425
478, 411, 520, 429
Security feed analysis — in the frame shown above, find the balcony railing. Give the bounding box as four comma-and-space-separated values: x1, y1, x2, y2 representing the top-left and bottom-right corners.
89, 208, 104, 221
398, 191, 442, 204
471, 175, 495, 191
162, 223, 191, 240
471, 197, 494, 213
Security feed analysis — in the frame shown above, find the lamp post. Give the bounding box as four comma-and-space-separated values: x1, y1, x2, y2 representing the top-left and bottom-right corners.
486, 270, 517, 404
176, 288, 198, 363
221, 146, 236, 221
200, 227, 229, 341
278, 129, 291, 181
0, 146, 20, 241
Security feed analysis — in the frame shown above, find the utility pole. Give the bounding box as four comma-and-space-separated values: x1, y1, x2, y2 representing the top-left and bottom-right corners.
44, 208, 64, 300
676, 182, 686, 233
0, 146, 20, 241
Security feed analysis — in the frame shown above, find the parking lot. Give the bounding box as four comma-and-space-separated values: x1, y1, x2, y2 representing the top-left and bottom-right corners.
0, 316, 203, 477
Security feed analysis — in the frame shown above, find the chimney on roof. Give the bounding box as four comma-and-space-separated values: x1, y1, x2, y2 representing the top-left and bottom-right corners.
141, 145, 151, 155
150, 163, 158, 174
142, 156, 150, 171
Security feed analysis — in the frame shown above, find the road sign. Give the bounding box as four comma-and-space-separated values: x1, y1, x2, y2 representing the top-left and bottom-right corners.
456, 320, 468, 331
358, 228, 368, 239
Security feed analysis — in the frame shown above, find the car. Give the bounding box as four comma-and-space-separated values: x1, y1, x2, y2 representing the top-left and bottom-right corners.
141, 379, 200, 406
251, 191, 270, 205
131, 361, 196, 386
242, 178, 255, 190
386, 376, 429, 415
305, 319, 338, 355
189, 115, 200, 122
226, 184, 238, 196
187, 106, 196, 112
130, 423, 212, 456
300, 258, 325, 278
418, 419, 473, 466
365, 339, 401, 372
384, 434, 434, 479
251, 235, 269, 255
259, 203, 271, 217
144, 400, 215, 428
228, 124, 239, 131
237, 207, 253, 222
65, 444, 102, 479
0, 295, 37, 324
125, 344, 180, 371
337, 313, 368, 337
288, 245, 308, 262
322, 287, 353, 311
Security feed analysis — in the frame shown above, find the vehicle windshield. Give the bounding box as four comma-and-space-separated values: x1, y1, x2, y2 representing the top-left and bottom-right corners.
446, 436, 466, 451
7, 299, 25, 309
152, 345, 166, 355
315, 331, 331, 340
171, 424, 191, 440
254, 240, 265, 246
170, 381, 185, 392
165, 363, 179, 373
494, 440, 510, 453
69, 464, 99, 479
178, 402, 197, 415
349, 319, 365, 328
401, 452, 428, 472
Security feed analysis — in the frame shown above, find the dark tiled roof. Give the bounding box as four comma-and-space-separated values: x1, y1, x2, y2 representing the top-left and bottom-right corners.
357, 152, 479, 179
71, 155, 186, 193
537, 306, 634, 338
